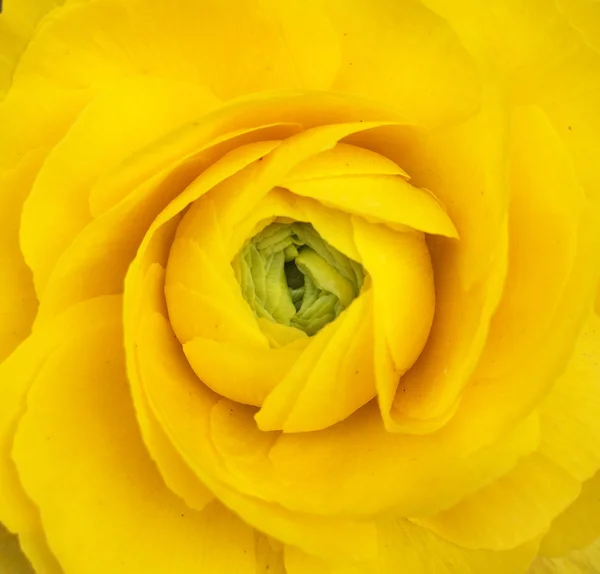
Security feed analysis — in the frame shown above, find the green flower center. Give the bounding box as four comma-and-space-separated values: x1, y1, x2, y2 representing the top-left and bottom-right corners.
233, 221, 364, 336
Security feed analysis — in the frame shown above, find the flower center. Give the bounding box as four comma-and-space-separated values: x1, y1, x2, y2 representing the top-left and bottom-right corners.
234, 221, 364, 336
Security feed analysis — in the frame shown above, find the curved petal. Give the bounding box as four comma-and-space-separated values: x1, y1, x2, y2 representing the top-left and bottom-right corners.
530, 538, 600, 574
4, 0, 339, 103
35, 123, 298, 326
0, 0, 64, 98
20, 75, 220, 295
539, 471, 600, 558
283, 175, 458, 238
12, 317, 259, 574
345, 85, 510, 431
134, 311, 378, 561
284, 142, 409, 181
0, 522, 35, 574
255, 289, 376, 432
0, 152, 42, 361
0, 296, 121, 573
316, 0, 481, 126
476, 105, 583, 380
538, 313, 600, 482
413, 453, 580, 551
353, 218, 436, 431
556, 0, 600, 54
521, 43, 600, 198
420, 0, 580, 80
285, 517, 540, 574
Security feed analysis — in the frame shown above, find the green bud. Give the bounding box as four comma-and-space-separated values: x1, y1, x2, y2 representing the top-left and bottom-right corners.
234, 222, 364, 336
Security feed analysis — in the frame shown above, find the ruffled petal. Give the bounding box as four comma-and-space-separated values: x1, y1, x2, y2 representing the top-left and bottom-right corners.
0, 296, 119, 533
538, 313, 600, 482
556, 0, 600, 53
285, 517, 539, 574
476, 105, 583, 380
539, 471, 600, 558
283, 175, 458, 238
12, 314, 259, 574
354, 85, 509, 431
316, 0, 480, 126
0, 522, 34, 574
413, 453, 579, 550
20, 75, 220, 295
255, 289, 375, 432
530, 538, 600, 574
419, 0, 580, 81
0, 152, 42, 361
0, 0, 64, 98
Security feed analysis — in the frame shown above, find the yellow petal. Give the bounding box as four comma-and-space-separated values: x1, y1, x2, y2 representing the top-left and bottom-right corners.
413, 453, 580, 550
35, 123, 296, 327
521, 43, 600, 198
20, 75, 220, 295
538, 313, 600, 482
255, 290, 376, 433
284, 142, 409, 181
557, 0, 600, 53
539, 471, 600, 558
283, 175, 458, 238
316, 0, 480, 126
352, 219, 435, 431
227, 188, 363, 269
0, 0, 63, 98
255, 533, 286, 574
266, 408, 539, 517
0, 522, 33, 574
130, 261, 216, 512
437, 204, 600, 458
0, 152, 41, 362
5, 0, 339, 101
530, 538, 600, 574
184, 337, 305, 407
375, 517, 539, 574
420, 0, 580, 83
166, 282, 270, 347
349, 85, 510, 431
286, 518, 540, 574
12, 316, 258, 574
0, 296, 121, 573
477, 105, 583, 380
133, 311, 378, 561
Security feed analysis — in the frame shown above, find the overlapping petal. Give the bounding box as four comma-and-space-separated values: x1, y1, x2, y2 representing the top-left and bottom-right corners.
0, 1, 598, 573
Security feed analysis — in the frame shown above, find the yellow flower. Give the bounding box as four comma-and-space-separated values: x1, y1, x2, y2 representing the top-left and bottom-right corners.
1, 0, 599, 573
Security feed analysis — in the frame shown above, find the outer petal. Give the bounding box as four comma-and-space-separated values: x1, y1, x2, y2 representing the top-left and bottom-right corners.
375, 518, 538, 574
415, 313, 600, 552
413, 453, 579, 551
0, 296, 120, 574
347, 85, 509, 431
0, 0, 64, 97
556, 0, 600, 53
0, 152, 42, 361
476, 105, 583, 380
20, 75, 220, 295
4, 0, 339, 103
530, 538, 600, 574
538, 471, 600, 558
317, 0, 481, 126
538, 313, 600, 482
12, 315, 259, 574
0, 522, 34, 574
285, 518, 539, 574
419, 0, 580, 81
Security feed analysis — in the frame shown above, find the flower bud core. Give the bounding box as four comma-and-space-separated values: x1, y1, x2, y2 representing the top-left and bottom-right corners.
234, 221, 364, 336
